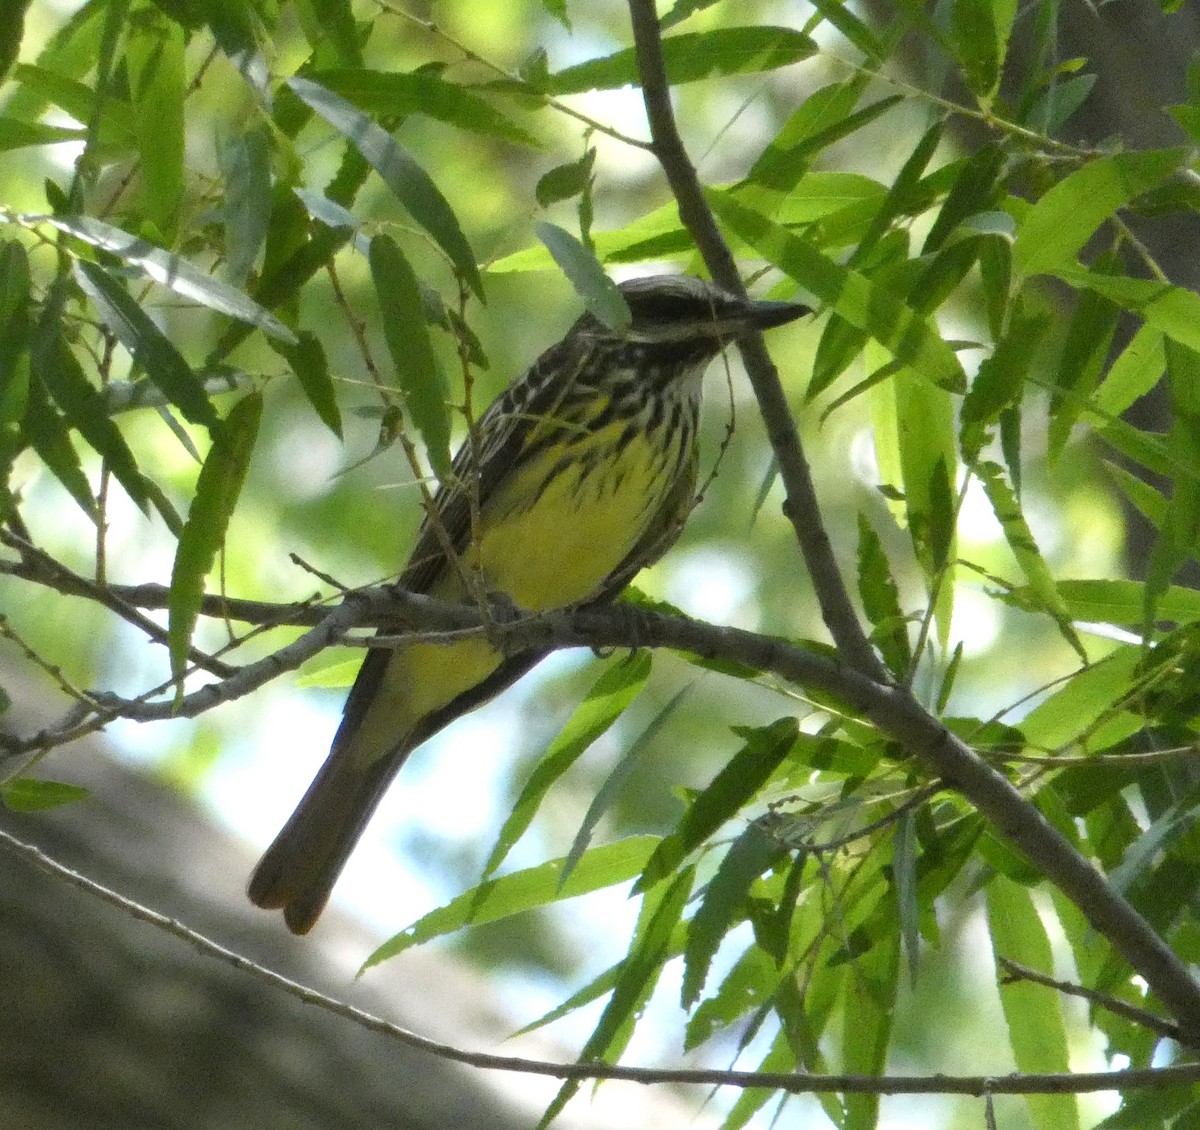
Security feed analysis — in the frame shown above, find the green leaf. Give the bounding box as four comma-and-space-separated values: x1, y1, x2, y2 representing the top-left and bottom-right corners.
1092, 325, 1165, 419
483, 652, 652, 881
74, 260, 220, 429
368, 234, 451, 478
843, 926, 899, 1130
960, 303, 1048, 461
977, 460, 1084, 659
30, 300, 151, 512
1034, 578, 1200, 625
542, 868, 694, 1126
10, 62, 136, 143
949, 0, 1017, 98
535, 149, 596, 207
637, 716, 799, 892
126, 2, 185, 240
1013, 148, 1188, 278
988, 876, 1079, 1130
0, 116, 84, 151
1019, 645, 1142, 752
25, 214, 298, 343
311, 68, 542, 148
277, 331, 342, 438
564, 683, 692, 885
1144, 340, 1200, 631
288, 76, 483, 300
1048, 265, 1122, 459
1, 777, 89, 812
709, 189, 966, 392
362, 835, 659, 970
1059, 266, 1200, 356
893, 809, 920, 981
548, 27, 817, 94
807, 0, 884, 61
856, 512, 912, 675
220, 126, 272, 286
19, 369, 95, 519
922, 143, 1006, 253
533, 221, 630, 333
168, 392, 262, 684
681, 820, 785, 1007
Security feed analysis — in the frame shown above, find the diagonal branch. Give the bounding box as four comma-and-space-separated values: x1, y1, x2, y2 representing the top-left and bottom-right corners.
623, 0, 1200, 1050
626, 0, 884, 681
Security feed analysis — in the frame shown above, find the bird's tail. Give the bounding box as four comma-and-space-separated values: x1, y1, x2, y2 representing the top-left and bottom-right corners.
247, 746, 400, 935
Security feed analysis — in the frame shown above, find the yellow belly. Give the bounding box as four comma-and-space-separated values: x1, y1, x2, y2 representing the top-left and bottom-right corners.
349, 421, 672, 764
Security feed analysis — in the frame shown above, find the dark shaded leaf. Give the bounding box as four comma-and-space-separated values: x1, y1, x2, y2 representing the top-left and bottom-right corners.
74, 260, 220, 429
289, 76, 483, 299
221, 126, 272, 286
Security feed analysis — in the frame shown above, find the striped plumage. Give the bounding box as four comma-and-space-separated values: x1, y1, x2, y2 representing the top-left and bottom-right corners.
249, 274, 808, 934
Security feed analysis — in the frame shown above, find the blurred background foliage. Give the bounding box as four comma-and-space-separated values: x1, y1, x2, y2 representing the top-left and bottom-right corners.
4, 1, 1200, 1128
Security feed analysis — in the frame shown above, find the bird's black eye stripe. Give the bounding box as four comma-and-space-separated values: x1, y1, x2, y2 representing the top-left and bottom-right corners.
623, 290, 729, 327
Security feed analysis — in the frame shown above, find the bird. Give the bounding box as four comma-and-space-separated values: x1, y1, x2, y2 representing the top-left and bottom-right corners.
248, 273, 808, 934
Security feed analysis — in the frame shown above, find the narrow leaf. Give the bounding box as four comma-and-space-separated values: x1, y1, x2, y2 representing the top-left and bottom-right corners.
312, 68, 542, 148
168, 392, 262, 684
126, 4, 185, 239
709, 189, 966, 392
277, 331, 342, 438
289, 76, 483, 299
1, 777, 89, 812
548, 27, 817, 94
637, 716, 799, 892
1013, 148, 1187, 278
221, 126, 272, 286
368, 234, 451, 478
681, 820, 785, 1007
27, 214, 297, 343
988, 876, 1079, 1130
362, 835, 659, 970
483, 652, 652, 880
534, 221, 630, 333
74, 260, 219, 429
856, 512, 912, 674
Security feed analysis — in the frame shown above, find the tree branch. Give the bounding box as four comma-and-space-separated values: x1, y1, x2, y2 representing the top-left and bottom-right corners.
2, 824, 1198, 1099
626, 0, 885, 681
623, 0, 1200, 1050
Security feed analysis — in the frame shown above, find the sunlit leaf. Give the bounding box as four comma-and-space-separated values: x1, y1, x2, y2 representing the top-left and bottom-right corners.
534, 221, 630, 332
126, 4, 185, 239
0, 776, 89, 811
312, 68, 542, 148
1019, 646, 1142, 752
362, 835, 660, 969
637, 716, 798, 892
548, 27, 817, 94
682, 820, 785, 1007
483, 652, 652, 880
24, 214, 298, 343
1013, 148, 1187, 278
709, 189, 966, 391
988, 876, 1079, 1130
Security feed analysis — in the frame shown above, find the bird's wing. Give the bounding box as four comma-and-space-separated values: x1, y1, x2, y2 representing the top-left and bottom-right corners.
399, 336, 593, 594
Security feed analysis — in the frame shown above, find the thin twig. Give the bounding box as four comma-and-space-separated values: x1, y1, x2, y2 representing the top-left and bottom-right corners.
0, 824, 1197, 1097
997, 956, 1181, 1042
625, 0, 885, 682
